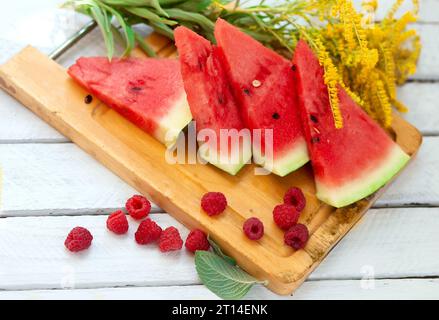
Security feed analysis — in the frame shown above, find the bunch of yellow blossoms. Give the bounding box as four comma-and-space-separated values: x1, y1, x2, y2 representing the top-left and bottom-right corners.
306, 0, 421, 129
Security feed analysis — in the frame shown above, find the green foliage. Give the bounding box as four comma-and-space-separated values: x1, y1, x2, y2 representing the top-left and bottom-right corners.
63, 0, 316, 58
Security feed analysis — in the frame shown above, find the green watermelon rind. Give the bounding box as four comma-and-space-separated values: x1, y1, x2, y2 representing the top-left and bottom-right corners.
156, 93, 192, 147
253, 138, 309, 177
198, 137, 253, 175
316, 145, 410, 208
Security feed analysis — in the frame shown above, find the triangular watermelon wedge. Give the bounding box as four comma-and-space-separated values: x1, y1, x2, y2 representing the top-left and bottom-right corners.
174, 26, 252, 175
292, 40, 410, 208
214, 19, 309, 177
68, 57, 192, 147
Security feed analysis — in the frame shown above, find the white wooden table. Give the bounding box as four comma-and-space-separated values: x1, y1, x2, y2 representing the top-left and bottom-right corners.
0, 0, 439, 300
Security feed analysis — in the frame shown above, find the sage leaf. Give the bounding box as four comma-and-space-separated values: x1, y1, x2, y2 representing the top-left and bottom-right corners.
195, 251, 262, 300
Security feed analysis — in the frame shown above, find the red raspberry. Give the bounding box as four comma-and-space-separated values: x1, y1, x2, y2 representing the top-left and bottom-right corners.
135, 219, 162, 245
185, 229, 210, 253
159, 227, 183, 252
64, 227, 93, 252
126, 195, 151, 220
273, 204, 300, 230
284, 224, 309, 250
106, 210, 129, 235
283, 187, 306, 212
243, 217, 264, 240
201, 192, 227, 216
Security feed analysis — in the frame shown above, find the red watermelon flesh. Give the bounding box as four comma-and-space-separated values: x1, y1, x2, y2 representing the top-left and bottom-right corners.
174, 26, 252, 175
214, 18, 309, 177
68, 57, 192, 147
292, 40, 410, 208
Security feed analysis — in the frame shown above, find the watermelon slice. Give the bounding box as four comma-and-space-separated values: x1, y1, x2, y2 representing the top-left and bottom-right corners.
292, 40, 410, 208
174, 26, 252, 175
214, 19, 309, 177
68, 57, 192, 147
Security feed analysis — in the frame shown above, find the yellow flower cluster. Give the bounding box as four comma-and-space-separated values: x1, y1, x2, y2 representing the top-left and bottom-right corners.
304, 0, 421, 128
314, 36, 344, 128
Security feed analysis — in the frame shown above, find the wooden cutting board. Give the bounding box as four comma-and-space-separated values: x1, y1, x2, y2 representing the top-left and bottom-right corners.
0, 34, 422, 295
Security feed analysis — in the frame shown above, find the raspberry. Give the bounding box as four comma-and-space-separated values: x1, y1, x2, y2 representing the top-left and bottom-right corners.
283, 187, 306, 212
106, 210, 129, 235
243, 217, 264, 240
273, 204, 300, 230
159, 227, 183, 252
135, 219, 162, 245
185, 229, 210, 253
201, 192, 227, 216
126, 195, 151, 220
284, 224, 309, 250
65, 227, 93, 252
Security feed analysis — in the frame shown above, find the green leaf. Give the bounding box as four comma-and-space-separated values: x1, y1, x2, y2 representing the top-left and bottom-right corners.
150, 20, 175, 39
164, 8, 214, 31
89, 4, 115, 60
134, 32, 157, 56
104, 5, 136, 56
102, 0, 169, 17
207, 236, 236, 266
158, 0, 186, 7
176, 0, 213, 12
125, 7, 177, 25
195, 251, 263, 300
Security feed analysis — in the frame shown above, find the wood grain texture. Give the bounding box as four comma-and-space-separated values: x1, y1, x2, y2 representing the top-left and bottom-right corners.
0, 45, 422, 294
0, 209, 438, 291
1, 278, 438, 300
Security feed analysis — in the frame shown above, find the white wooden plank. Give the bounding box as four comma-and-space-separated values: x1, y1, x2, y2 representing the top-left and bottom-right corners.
0, 2, 91, 65
0, 91, 68, 143
0, 208, 438, 291
398, 82, 439, 136
261, 0, 439, 23
352, 0, 439, 23
0, 136, 435, 216
0, 143, 161, 216
376, 137, 439, 207
310, 208, 439, 280
412, 24, 439, 80
0, 214, 197, 290
0, 278, 438, 300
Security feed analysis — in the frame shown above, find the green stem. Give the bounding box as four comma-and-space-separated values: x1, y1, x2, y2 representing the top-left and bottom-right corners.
135, 32, 157, 57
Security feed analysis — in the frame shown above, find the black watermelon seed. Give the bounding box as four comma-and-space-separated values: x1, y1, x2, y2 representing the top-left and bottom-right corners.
218, 95, 224, 104
310, 115, 318, 123
84, 95, 93, 104
311, 137, 320, 144
131, 87, 142, 92
243, 88, 251, 96
291, 64, 297, 71
272, 113, 280, 120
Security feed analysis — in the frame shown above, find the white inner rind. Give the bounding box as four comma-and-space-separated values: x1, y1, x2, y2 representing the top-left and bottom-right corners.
155, 92, 193, 147
316, 144, 410, 208
198, 136, 253, 175
253, 138, 310, 177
